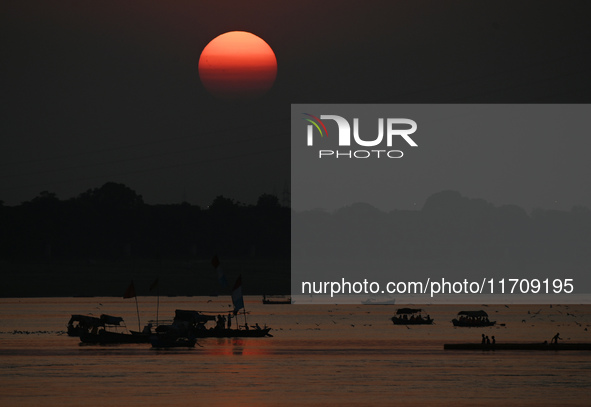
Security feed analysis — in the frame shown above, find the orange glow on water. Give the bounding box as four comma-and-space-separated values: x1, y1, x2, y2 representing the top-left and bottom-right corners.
198, 31, 277, 101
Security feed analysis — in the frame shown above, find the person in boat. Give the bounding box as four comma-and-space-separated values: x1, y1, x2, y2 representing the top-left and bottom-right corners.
216, 315, 224, 330
255, 323, 261, 330
552, 332, 562, 344
492, 336, 496, 345
227, 313, 232, 329
486, 336, 490, 345
482, 334, 486, 344
142, 323, 152, 334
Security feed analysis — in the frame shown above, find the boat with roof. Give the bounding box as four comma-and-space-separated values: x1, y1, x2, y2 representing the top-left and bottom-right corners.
391, 308, 434, 325
155, 309, 272, 339
451, 310, 495, 327
78, 314, 152, 344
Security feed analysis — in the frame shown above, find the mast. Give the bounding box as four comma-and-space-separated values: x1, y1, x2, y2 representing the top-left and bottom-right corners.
134, 295, 141, 332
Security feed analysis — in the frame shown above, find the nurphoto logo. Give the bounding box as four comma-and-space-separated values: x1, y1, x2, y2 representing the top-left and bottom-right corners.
303, 113, 418, 158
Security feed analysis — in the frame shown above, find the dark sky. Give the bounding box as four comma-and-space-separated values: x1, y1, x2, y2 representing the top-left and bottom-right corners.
1, 1, 590, 209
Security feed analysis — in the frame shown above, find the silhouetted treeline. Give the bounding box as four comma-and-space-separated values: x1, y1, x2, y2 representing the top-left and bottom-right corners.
0, 182, 290, 260
3, 186, 590, 266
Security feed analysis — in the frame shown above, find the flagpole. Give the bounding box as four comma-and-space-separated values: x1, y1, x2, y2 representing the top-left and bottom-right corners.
156, 284, 159, 327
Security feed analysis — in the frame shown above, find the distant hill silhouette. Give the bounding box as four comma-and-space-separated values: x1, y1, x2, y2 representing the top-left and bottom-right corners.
292, 190, 591, 289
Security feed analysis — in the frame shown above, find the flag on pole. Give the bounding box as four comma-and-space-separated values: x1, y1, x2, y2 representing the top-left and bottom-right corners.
231, 275, 244, 315
212, 255, 229, 290
149, 277, 159, 292
123, 281, 136, 299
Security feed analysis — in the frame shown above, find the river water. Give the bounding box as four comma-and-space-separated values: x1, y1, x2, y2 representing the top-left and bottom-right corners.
1, 297, 590, 406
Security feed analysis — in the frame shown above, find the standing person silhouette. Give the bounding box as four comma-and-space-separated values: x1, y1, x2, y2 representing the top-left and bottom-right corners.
552, 332, 562, 344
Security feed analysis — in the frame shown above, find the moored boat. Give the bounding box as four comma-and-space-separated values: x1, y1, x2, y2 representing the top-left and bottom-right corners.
78, 314, 151, 344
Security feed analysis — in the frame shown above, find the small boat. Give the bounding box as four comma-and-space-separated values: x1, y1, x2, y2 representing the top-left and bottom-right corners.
262, 295, 291, 305
444, 342, 591, 351
452, 310, 495, 327
78, 314, 151, 344
361, 295, 396, 305
391, 308, 433, 325
155, 309, 273, 338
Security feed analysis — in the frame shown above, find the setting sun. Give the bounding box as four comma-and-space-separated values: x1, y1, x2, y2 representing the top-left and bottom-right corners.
198, 31, 277, 101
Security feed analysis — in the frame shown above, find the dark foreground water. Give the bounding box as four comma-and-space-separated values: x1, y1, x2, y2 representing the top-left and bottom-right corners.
1, 297, 590, 406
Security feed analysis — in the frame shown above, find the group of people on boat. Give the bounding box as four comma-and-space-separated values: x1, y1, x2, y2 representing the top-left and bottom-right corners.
459, 315, 490, 324
400, 314, 430, 323
215, 314, 233, 330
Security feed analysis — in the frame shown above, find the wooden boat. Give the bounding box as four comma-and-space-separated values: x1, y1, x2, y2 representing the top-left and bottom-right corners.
262, 295, 291, 305
78, 314, 151, 344
155, 309, 273, 339
451, 310, 495, 327
391, 308, 433, 325
444, 342, 591, 351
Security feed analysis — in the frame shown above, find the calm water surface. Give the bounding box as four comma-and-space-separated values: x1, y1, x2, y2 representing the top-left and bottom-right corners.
1, 297, 590, 406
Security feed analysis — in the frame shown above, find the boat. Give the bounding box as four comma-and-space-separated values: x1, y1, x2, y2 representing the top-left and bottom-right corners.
262, 295, 291, 305
391, 308, 433, 325
156, 309, 273, 338
78, 314, 151, 344
361, 295, 396, 305
444, 342, 591, 351
67, 314, 103, 337
451, 310, 495, 327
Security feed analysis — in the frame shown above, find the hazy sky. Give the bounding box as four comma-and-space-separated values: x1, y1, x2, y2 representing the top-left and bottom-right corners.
1, 1, 590, 209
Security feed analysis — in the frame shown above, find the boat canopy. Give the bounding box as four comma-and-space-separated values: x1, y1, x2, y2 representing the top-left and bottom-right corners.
68, 315, 103, 327
174, 309, 216, 324
100, 314, 124, 325
457, 310, 488, 318
396, 308, 423, 314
